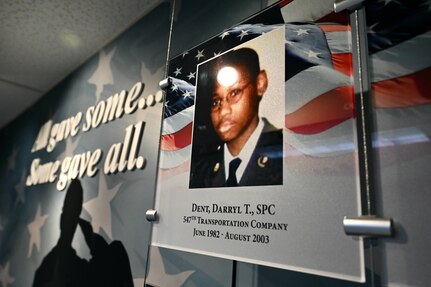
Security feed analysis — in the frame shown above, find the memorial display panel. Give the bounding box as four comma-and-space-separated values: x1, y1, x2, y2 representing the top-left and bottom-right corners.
152, 3, 365, 282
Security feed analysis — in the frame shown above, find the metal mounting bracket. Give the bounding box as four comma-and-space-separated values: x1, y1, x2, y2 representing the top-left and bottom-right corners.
146, 209, 158, 222
159, 78, 170, 90
334, 0, 365, 13
343, 216, 393, 237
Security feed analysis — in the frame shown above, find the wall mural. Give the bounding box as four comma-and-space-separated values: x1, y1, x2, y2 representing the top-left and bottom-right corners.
0, 3, 170, 286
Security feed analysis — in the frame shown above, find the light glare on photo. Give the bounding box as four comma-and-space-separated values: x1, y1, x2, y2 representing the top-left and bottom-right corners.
217, 66, 238, 87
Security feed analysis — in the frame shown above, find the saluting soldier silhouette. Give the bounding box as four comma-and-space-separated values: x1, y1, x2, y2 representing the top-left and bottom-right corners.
33, 179, 133, 287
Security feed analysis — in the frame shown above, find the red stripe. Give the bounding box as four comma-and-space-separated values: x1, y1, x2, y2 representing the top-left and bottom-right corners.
279, 0, 294, 8
158, 160, 190, 183
373, 67, 431, 108
285, 85, 354, 134
332, 53, 353, 77
317, 11, 350, 25
160, 123, 192, 151
319, 24, 351, 33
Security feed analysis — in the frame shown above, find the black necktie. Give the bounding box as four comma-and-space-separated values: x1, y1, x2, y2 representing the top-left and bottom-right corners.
226, 158, 242, 186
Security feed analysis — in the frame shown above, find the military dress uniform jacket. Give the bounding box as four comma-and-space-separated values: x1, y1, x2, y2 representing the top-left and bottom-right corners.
189, 119, 283, 188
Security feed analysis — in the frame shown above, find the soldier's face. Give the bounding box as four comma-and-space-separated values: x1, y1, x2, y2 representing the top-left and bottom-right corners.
210, 64, 267, 143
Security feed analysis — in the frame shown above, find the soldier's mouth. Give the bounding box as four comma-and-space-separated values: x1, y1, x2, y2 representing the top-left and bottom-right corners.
218, 121, 234, 133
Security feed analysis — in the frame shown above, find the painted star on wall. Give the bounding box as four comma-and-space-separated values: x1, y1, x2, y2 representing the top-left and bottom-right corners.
57, 136, 80, 161
137, 62, 165, 123
145, 247, 194, 287
0, 262, 15, 287
140, 61, 164, 92
83, 173, 121, 239
88, 47, 117, 102
27, 204, 49, 258
14, 168, 27, 205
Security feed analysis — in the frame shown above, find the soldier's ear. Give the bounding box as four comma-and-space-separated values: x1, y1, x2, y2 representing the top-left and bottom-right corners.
256, 70, 268, 97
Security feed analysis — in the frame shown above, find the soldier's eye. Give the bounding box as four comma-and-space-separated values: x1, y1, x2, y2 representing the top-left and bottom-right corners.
229, 89, 242, 101
212, 98, 221, 107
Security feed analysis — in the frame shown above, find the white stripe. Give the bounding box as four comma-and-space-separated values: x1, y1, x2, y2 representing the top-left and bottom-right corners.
285, 65, 352, 114
162, 105, 194, 135
285, 119, 356, 157
281, 0, 335, 22
325, 31, 351, 54
158, 145, 191, 169
287, 105, 431, 157
370, 30, 431, 82
374, 104, 431, 135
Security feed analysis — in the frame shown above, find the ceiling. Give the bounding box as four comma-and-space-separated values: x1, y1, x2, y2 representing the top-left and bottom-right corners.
0, 0, 163, 129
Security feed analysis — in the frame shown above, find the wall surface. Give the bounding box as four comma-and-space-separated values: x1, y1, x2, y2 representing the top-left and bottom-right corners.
1, 1, 430, 287
0, 3, 171, 286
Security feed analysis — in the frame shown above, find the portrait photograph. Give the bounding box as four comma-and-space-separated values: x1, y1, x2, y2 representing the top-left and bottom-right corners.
189, 28, 285, 189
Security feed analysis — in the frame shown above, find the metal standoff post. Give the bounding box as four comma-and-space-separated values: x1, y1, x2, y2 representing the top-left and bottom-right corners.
146, 209, 158, 222
334, 0, 365, 12
343, 216, 393, 237
159, 78, 170, 90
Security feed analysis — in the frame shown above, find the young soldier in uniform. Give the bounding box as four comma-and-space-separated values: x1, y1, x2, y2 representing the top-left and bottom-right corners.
190, 48, 283, 188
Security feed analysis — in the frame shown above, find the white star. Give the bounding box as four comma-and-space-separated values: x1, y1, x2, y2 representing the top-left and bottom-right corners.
173, 67, 182, 76
83, 174, 121, 239
57, 136, 80, 161
182, 90, 191, 98
295, 28, 309, 36
170, 84, 179, 91
145, 247, 194, 287
15, 169, 26, 205
7, 147, 18, 171
182, 51, 189, 58
164, 100, 170, 108
27, 204, 48, 258
305, 50, 321, 59
237, 30, 249, 41
186, 72, 196, 80
0, 262, 15, 287
195, 49, 205, 61
88, 47, 116, 102
368, 23, 379, 34
219, 31, 230, 40
213, 51, 221, 57
286, 40, 295, 46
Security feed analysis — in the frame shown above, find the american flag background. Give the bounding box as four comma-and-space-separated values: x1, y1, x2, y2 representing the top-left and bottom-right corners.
153, 2, 364, 282
158, 3, 355, 180
158, 0, 431, 182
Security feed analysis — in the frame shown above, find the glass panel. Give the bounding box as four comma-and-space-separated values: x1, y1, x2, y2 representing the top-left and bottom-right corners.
153, 2, 365, 282
366, 1, 431, 286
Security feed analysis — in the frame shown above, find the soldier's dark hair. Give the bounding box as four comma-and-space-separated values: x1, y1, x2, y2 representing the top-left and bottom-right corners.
215, 47, 261, 80
198, 48, 261, 96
